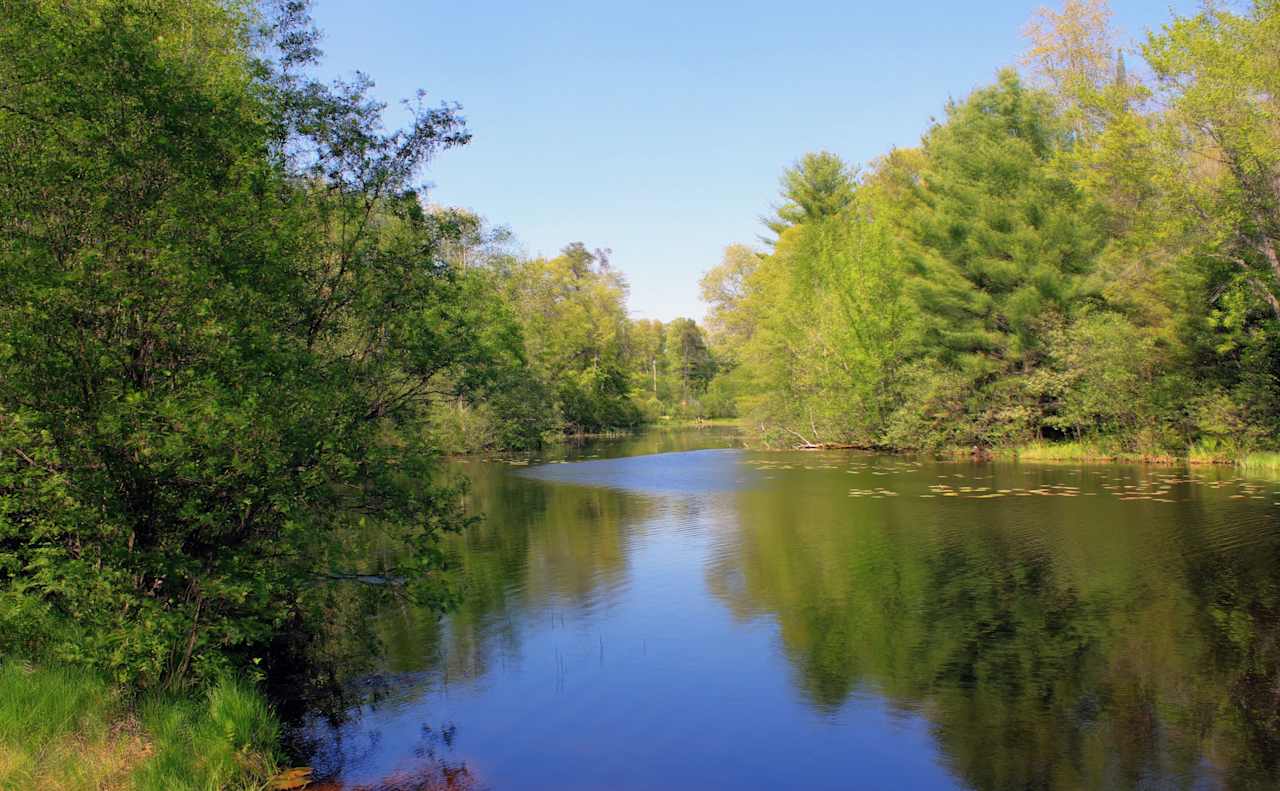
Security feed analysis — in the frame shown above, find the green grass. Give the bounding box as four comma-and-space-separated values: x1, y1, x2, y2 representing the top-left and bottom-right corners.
0, 661, 128, 790
0, 661, 281, 791
1237, 451, 1280, 478
995, 440, 1120, 462
983, 440, 1167, 463
990, 441, 1280, 476
133, 677, 280, 791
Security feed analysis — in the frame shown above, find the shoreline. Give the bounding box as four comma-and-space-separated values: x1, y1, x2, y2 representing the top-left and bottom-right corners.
733, 435, 1280, 477
448, 424, 1280, 480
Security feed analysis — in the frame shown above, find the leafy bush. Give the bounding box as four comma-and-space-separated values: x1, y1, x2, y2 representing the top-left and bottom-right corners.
0, 0, 510, 688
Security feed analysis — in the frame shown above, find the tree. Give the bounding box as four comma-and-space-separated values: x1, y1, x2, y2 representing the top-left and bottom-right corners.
663, 318, 715, 407
905, 71, 1103, 373
761, 152, 857, 244
629, 319, 666, 401
1143, 1, 1280, 320
687, 2, 1280, 456
501, 245, 640, 433
700, 244, 761, 359
0, 0, 511, 687
1022, 0, 1119, 132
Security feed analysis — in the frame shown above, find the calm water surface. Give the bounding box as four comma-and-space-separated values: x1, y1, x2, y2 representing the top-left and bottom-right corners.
298, 428, 1280, 790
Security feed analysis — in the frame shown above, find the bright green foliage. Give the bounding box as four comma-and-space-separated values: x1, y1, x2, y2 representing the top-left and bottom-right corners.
0, 0, 522, 688
0, 661, 280, 790
663, 318, 716, 409
622, 316, 723, 421
0, 661, 122, 787
904, 70, 1102, 374
701, 4, 1280, 456
1144, 1, 1280, 319
712, 76, 1109, 449
1036, 313, 1169, 445
762, 152, 858, 244
499, 244, 642, 433
881, 71, 1108, 447
133, 676, 280, 791
629, 318, 666, 413
422, 231, 726, 443
700, 244, 760, 362
450, 243, 726, 431
722, 202, 916, 445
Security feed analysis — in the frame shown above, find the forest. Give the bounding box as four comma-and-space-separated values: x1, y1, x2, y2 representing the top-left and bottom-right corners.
703, 1, 1280, 463
2, 0, 1279, 787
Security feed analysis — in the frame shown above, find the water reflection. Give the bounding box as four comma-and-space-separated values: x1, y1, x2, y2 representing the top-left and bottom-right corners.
296, 433, 1280, 790
710, 457, 1280, 789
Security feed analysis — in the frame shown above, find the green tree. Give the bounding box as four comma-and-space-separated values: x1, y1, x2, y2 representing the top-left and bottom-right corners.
893, 70, 1105, 447
742, 212, 915, 446
1143, 2, 1280, 320
663, 318, 715, 410
1022, 0, 1120, 134
629, 319, 666, 401
502, 244, 640, 433
0, 0, 511, 687
700, 243, 761, 361
761, 152, 857, 244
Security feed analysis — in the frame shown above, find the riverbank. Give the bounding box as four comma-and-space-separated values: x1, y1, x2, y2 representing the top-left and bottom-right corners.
557, 417, 745, 441
991, 442, 1280, 477
740, 432, 1280, 479
0, 661, 287, 791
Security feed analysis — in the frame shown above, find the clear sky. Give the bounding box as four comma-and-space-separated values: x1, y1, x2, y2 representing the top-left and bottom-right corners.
308, 0, 1196, 322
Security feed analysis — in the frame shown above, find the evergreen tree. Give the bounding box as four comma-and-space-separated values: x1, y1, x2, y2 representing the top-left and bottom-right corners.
904, 70, 1104, 377
762, 152, 857, 244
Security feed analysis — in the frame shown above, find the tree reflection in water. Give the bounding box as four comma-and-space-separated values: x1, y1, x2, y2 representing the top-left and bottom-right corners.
708, 464, 1280, 789
290, 438, 1280, 790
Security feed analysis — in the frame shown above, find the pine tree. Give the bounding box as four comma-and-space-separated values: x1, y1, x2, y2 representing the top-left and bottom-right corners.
761, 152, 857, 244
903, 71, 1104, 379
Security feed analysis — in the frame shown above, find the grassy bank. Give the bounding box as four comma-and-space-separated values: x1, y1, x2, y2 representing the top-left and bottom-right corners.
1236, 451, 1280, 477
0, 661, 283, 791
747, 434, 1280, 479
982, 441, 1280, 478
656, 416, 746, 428
989, 441, 1178, 464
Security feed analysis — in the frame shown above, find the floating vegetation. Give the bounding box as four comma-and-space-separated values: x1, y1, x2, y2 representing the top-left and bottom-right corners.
848, 488, 900, 498
734, 452, 1280, 506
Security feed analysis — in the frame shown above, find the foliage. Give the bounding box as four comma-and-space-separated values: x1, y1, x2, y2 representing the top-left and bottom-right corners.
0, 0, 515, 689
413, 232, 727, 440
1143, 0, 1280, 320
738, 213, 916, 445
698, 1, 1280, 457
904, 70, 1102, 376
761, 152, 858, 245
133, 676, 280, 791
0, 660, 279, 791
699, 244, 760, 358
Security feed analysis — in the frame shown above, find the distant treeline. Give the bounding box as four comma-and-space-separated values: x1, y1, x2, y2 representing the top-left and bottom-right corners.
427, 236, 731, 453
700, 0, 1280, 459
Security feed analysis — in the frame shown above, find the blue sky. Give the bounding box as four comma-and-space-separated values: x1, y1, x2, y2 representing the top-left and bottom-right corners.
309, 1, 1196, 322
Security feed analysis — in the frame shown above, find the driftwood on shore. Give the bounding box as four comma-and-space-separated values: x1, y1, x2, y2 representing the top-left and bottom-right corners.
768, 424, 994, 459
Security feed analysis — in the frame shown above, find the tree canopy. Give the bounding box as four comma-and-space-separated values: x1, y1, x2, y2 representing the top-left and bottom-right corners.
700, 1, 1280, 457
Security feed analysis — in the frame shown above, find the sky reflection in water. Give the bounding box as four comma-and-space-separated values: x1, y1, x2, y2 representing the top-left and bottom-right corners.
300, 429, 1280, 790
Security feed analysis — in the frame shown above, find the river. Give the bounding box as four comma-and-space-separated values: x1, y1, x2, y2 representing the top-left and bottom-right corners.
293, 427, 1280, 790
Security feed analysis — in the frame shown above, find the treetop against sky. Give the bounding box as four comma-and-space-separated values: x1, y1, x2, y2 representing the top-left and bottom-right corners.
310, 0, 1199, 321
